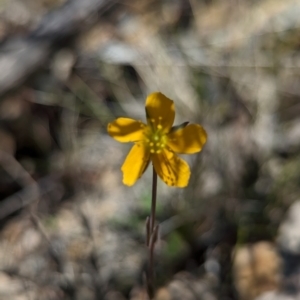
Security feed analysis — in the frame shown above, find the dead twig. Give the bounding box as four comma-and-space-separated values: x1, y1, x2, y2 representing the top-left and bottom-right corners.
0, 0, 124, 96
0, 151, 62, 220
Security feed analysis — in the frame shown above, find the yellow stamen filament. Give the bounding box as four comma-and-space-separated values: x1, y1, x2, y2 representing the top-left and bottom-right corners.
144, 125, 168, 154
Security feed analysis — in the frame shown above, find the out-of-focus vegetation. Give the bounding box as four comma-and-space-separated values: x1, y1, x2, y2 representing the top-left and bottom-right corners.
0, 0, 300, 299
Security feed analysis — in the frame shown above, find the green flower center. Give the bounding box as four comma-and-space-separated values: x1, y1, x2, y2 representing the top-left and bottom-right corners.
144, 127, 168, 154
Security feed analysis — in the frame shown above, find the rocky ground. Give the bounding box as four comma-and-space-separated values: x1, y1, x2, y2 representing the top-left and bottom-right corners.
1, 0, 300, 299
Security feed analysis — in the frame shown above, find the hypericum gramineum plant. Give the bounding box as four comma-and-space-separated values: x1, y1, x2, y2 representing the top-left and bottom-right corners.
108, 92, 207, 298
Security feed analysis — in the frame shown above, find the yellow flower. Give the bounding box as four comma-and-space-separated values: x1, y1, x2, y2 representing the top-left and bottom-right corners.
107, 92, 207, 187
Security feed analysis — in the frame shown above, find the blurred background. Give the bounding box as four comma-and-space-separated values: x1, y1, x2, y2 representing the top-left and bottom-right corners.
0, 0, 300, 299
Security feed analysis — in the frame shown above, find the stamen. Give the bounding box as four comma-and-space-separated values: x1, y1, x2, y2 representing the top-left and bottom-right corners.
143, 122, 168, 153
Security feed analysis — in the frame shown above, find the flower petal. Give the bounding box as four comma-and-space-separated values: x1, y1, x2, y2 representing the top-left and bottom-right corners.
152, 149, 190, 187
121, 144, 150, 186
145, 92, 175, 132
107, 118, 145, 143
167, 124, 207, 154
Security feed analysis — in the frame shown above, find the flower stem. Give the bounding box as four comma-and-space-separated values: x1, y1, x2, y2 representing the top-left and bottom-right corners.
151, 166, 157, 235
146, 166, 158, 299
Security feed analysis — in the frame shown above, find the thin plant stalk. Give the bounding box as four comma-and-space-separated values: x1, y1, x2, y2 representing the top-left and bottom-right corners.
146, 166, 158, 299
150, 166, 157, 234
